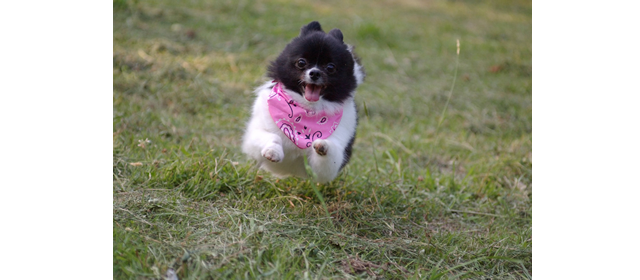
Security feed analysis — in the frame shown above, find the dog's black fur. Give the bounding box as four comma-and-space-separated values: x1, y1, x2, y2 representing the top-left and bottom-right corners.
268, 21, 357, 104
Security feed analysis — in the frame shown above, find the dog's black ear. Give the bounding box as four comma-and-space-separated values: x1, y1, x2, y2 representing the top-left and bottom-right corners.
300, 21, 323, 36
328, 29, 343, 43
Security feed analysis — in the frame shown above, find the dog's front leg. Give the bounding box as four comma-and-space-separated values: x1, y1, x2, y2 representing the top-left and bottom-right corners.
242, 129, 284, 163
307, 139, 344, 183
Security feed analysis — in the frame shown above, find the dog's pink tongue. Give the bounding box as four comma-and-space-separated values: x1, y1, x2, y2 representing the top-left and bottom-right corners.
304, 84, 321, 102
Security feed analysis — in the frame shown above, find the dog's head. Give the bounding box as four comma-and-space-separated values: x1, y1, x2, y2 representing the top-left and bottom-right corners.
268, 21, 358, 103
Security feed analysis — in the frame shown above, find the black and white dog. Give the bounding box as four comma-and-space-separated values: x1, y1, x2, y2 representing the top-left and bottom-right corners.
242, 21, 364, 183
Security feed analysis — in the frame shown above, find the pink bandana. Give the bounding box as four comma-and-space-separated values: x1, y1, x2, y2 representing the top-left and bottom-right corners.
267, 82, 343, 149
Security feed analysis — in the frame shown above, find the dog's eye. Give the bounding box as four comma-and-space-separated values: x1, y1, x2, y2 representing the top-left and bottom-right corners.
326, 63, 336, 74
296, 58, 307, 69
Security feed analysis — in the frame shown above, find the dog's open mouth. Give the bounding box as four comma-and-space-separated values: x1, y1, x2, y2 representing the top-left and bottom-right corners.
302, 83, 325, 102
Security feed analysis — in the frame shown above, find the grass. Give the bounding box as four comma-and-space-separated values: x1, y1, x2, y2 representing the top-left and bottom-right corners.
113, 0, 531, 278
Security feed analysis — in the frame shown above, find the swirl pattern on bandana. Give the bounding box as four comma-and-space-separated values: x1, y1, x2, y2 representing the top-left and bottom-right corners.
267, 82, 343, 149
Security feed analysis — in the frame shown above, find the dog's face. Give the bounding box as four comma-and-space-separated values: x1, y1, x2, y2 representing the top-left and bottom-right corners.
268, 21, 357, 103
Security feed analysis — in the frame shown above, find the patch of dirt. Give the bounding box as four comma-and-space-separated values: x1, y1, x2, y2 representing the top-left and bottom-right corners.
340, 255, 387, 277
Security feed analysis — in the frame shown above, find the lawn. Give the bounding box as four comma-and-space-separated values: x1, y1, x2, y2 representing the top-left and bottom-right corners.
113, 0, 531, 278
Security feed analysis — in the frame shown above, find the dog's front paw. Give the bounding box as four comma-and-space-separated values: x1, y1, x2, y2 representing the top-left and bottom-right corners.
262, 148, 283, 163
313, 140, 329, 156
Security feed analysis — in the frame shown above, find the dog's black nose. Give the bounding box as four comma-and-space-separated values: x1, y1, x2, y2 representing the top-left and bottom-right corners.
309, 69, 321, 81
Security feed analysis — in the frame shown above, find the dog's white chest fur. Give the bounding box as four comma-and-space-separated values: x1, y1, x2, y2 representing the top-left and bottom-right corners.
242, 81, 358, 183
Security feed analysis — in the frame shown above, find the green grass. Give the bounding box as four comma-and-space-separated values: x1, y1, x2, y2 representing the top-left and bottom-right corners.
113, 0, 531, 278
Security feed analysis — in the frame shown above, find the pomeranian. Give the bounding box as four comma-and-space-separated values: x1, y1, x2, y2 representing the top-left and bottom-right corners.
242, 21, 364, 183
